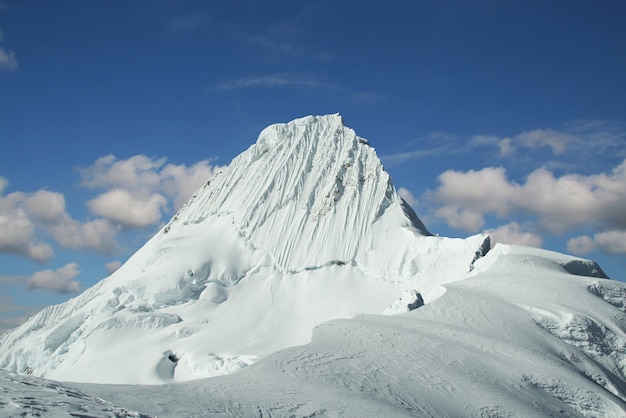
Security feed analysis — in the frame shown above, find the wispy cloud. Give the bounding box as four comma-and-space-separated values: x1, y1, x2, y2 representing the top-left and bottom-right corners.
211, 73, 340, 91
387, 120, 626, 172
167, 14, 211, 34
243, 5, 321, 60
381, 147, 450, 167
471, 120, 626, 172
0, 27, 17, 72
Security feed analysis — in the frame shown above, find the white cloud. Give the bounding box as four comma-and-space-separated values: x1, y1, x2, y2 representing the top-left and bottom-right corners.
434, 206, 484, 232
497, 137, 514, 157
105, 260, 122, 274
0, 27, 17, 72
49, 217, 119, 255
212, 73, 339, 91
79, 154, 166, 192
567, 235, 597, 255
381, 146, 449, 167
160, 160, 226, 208
398, 187, 418, 207
27, 263, 81, 294
79, 154, 224, 227
87, 189, 167, 229
0, 214, 54, 261
430, 159, 626, 233
568, 230, 626, 256
595, 230, 626, 254
0, 191, 54, 262
0, 180, 120, 259
23, 190, 66, 224
0, 154, 221, 263
514, 129, 574, 156
483, 222, 542, 248
0, 47, 16, 71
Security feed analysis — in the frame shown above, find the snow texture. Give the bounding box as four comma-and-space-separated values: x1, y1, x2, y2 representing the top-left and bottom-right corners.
0, 114, 625, 417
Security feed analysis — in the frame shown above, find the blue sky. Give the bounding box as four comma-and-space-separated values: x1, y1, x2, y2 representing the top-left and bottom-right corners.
1, 0, 625, 332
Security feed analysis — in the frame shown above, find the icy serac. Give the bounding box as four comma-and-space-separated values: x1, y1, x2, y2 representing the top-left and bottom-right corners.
0, 114, 489, 384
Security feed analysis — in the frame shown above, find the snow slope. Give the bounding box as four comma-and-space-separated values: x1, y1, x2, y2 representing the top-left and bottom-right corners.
0, 114, 489, 384
3, 245, 624, 417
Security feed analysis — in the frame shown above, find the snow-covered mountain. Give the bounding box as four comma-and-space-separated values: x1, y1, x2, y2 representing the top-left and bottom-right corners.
0, 114, 488, 384
1, 114, 625, 417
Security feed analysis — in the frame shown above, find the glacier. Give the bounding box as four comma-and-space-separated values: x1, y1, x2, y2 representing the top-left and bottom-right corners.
1, 114, 625, 417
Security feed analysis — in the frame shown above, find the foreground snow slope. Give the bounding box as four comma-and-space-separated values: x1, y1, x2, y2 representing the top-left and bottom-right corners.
3, 244, 624, 417
0, 114, 490, 384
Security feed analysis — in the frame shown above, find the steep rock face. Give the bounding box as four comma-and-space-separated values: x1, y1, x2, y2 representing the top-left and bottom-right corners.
0, 114, 489, 384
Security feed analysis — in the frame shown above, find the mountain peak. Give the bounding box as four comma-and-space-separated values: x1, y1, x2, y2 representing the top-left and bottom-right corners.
0, 115, 488, 384
170, 113, 430, 272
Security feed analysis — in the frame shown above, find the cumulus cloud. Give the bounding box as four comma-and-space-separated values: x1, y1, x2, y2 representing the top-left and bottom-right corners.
105, 260, 123, 274
23, 190, 66, 224
0, 178, 119, 260
483, 222, 543, 248
48, 218, 119, 255
568, 230, 626, 256
160, 160, 225, 208
567, 235, 598, 255
0, 211, 54, 262
1, 154, 222, 263
27, 263, 81, 294
0, 186, 54, 262
87, 189, 167, 229
79, 154, 224, 228
430, 159, 626, 234
434, 206, 484, 231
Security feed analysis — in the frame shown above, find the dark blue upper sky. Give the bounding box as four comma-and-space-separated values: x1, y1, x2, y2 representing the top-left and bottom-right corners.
1, 0, 625, 330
